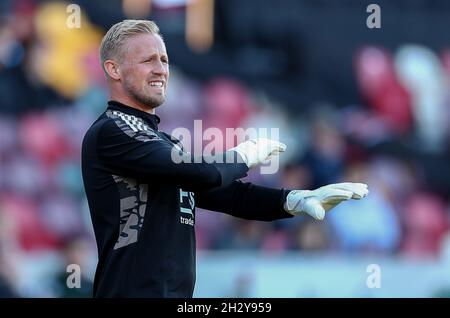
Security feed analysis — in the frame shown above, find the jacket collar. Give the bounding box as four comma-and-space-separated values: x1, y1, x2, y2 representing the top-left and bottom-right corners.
107, 100, 161, 130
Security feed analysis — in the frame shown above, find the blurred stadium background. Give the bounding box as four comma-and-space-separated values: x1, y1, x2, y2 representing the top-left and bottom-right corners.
1, 0, 450, 297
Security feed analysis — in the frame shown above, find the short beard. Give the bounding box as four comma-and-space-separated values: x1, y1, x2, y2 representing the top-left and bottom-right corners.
124, 81, 165, 110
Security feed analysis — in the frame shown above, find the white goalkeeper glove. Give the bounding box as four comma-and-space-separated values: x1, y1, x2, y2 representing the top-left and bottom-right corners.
230, 138, 287, 169
284, 182, 369, 220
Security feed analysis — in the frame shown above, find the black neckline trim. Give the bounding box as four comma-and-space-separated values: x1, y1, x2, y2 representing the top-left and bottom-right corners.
107, 100, 161, 129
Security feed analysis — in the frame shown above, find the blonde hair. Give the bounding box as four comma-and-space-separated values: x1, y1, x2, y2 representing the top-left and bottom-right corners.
99, 19, 161, 74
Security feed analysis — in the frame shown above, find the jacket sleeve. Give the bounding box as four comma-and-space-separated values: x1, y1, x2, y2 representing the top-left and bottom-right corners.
195, 180, 294, 221
96, 118, 248, 191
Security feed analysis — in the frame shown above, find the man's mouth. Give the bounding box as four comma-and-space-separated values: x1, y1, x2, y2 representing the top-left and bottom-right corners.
149, 81, 164, 88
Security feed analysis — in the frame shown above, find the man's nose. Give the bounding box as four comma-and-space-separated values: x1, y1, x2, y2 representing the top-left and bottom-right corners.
152, 60, 166, 75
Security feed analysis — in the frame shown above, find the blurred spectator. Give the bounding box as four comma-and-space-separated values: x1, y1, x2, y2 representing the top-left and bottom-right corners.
328, 161, 402, 254
355, 46, 412, 135
401, 193, 449, 258
0, 206, 20, 297
0, 0, 68, 116
395, 45, 449, 152
1, 194, 60, 251
280, 164, 313, 191
212, 219, 270, 250
33, 2, 104, 99
301, 105, 347, 188
290, 219, 331, 252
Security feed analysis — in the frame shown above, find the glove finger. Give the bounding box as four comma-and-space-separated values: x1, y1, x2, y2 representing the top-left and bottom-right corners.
323, 189, 353, 202
333, 182, 368, 192
331, 183, 369, 199
351, 187, 369, 199
262, 144, 286, 161
350, 185, 369, 199
338, 185, 368, 199
266, 142, 286, 155
274, 142, 287, 152
258, 150, 280, 162
255, 140, 284, 157
268, 149, 282, 158
263, 153, 275, 162
332, 182, 366, 190
304, 199, 326, 220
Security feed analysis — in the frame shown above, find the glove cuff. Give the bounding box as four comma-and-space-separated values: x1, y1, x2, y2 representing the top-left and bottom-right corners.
284, 190, 312, 215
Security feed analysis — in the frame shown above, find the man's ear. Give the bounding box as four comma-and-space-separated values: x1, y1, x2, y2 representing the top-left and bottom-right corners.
104, 60, 121, 80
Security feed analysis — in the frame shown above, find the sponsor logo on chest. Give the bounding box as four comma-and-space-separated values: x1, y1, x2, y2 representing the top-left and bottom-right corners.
179, 189, 195, 226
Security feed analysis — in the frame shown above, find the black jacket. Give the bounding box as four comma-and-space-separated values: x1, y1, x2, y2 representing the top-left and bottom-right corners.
81, 101, 292, 298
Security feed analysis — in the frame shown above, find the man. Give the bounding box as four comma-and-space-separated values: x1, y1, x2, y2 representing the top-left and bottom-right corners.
82, 20, 368, 298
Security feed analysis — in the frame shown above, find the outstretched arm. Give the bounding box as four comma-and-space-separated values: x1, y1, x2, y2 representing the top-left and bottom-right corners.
196, 181, 293, 221
95, 117, 286, 192
196, 182, 369, 221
